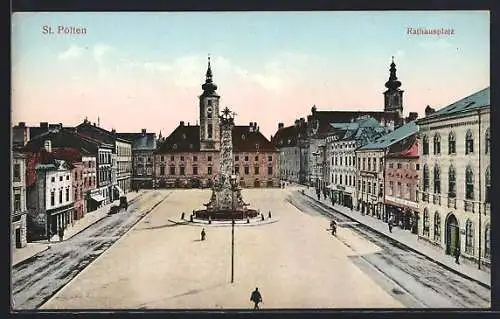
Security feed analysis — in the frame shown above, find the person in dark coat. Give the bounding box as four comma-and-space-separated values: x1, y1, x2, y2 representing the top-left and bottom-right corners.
201, 228, 206, 241
455, 247, 461, 264
250, 287, 263, 309
58, 227, 64, 242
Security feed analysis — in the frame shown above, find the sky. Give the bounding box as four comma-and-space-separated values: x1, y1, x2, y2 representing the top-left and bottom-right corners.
12, 11, 489, 139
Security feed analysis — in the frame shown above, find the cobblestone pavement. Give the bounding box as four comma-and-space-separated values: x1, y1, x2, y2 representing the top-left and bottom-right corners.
12, 190, 172, 310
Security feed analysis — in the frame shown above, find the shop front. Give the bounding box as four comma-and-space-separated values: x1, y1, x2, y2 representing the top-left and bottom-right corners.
385, 195, 419, 232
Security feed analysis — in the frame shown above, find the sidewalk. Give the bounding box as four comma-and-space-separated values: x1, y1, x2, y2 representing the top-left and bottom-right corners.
299, 187, 491, 288
12, 191, 145, 267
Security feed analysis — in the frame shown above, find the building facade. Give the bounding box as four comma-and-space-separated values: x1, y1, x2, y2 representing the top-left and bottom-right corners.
82, 155, 98, 212
272, 123, 301, 184
12, 152, 28, 248
27, 153, 74, 240
417, 87, 490, 268
117, 129, 157, 189
154, 57, 279, 188
384, 137, 420, 234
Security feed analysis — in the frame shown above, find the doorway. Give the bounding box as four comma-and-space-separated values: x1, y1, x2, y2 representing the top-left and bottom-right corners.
15, 228, 22, 248
446, 213, 460, 255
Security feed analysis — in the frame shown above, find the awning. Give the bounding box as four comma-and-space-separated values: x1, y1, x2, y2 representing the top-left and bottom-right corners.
114, 185, 124, 195
90, 194, 105, 202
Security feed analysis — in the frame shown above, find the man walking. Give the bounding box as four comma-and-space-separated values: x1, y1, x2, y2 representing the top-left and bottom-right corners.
58, 227, 64, 242
201, 228, 206, 241
455, 246, 461, 264
250, 287, 263, 310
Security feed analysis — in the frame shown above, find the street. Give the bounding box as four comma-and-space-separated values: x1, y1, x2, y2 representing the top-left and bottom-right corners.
12, 190, 172, 310
287, 191, 491, 308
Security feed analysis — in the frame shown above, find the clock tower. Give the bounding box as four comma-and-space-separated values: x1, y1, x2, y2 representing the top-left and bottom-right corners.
199, 56, 221, 151
383, 57, 404, 118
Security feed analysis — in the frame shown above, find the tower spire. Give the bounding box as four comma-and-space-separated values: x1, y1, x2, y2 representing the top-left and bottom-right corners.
385, 56, 401, 90
202, 54, 218, 95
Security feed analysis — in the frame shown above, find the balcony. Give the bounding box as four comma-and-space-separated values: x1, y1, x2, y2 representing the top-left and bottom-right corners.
464, 200, 475, 213
432, 194, 441, 205
447, 197, 456, 209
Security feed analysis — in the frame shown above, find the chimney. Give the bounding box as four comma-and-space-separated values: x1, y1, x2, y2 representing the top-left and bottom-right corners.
141, 128, 146, 135
300, 117, 305, 123
407, 112, 418, 122
180, 121, 185, 126
295, 119, 300, 126
278, 122, 284, 130
93, 122, 96, 126
40, 122, 48, 129
187, 122, 190, 126
18, 122, 26, 128
111, 129, 116, 134
44, 140, 52, 153
249, 122, 252, 127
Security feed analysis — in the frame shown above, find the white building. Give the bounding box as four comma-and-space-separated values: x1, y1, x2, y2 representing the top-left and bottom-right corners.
417, 87, 490, 268
272, 123, 301, 184
12, 152, 28, 248
27, 151, 74, 240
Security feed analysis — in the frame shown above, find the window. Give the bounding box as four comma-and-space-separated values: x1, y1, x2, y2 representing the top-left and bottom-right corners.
180, 156, 184, 162
161, 155, 165, 162
423, 209, 430, 237
423, 135, 429, 155
59, 189, 63, 204
208, 156, 212, 162
465, 219, 474, 254
485, 129, 490, 154
180, 166, 185, 175
368, 158, 371, 171
397, 182, 402, 197
423, 165, 429, 192
485, 225, 490, 258
255, 156, 259, 161
334, 174, 337, 184
349, 175, 352, 186
13, 164, 20, 181
268, 166, 273, 175
234, 166, 240, 174
389, 181, 394, 196
362, 181, 366, 193
433, 134, 441, 155
340, 157, 343, 166
379, 159, 383, 171
245, 156, 248, 161
74, 189, 78, 201
362, 158, 366, 170
51, 190, 55, 206
170, 156, 174, 161
66, 188, 69, 201
268, 155, 272, 162
244, 166, 249, 175
434, 212, 441, 242
14, 193, 21, 211
51, 177, 55, 182
416, 164, 420, 171
254, 166, 259, 175
374, 158, 377, 171
74, 172, 78, 180
207, 124, 213, 139
367, 182, 371, 194
434, 166, 441, 194
340, 175, 343, 185
207, 166, 213, 175
59, 176, 63, 182
379, 184, 383, 197
235, 156, 239, 161
397, 163, 402, 169
169, 166, 175, 175
486, 167, 491, 203
448, 165, 456, 198
335, 157, 338, 166
465, 129, 474, 154
465, 165, 474, 200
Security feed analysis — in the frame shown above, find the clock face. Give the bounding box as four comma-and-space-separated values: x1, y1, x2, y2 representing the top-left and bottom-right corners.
207, 107, 212, 118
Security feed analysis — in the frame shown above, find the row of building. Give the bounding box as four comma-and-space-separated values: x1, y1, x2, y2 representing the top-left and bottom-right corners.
11, 57, 280, 249
271, 58, 490, 267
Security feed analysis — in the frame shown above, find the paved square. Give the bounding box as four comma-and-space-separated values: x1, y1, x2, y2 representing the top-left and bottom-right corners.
41, 188, 403, 309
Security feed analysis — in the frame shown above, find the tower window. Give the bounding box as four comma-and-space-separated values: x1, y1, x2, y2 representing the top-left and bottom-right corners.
208, 124, 213, 139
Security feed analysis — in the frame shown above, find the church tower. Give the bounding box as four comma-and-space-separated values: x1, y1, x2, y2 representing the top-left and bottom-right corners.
383, 57, 404, 118
199, 56, 221, 151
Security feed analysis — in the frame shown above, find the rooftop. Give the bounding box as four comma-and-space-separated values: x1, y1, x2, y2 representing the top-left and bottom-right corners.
358, 121, 419, 151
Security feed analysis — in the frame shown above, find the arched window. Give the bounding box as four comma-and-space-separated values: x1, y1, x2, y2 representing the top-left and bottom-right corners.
465, 165, 474, 200
448, 165, 456, 198
433, 134, 441, 155
485, 129, 490, 154
465, 220, 474, 254
434, 165, 441, 194
423, 135, 429, 155
423, 208, 430, 237
448, 131, 456, 154
423, 164, 429, 192
486, 166, 491, 203
433, 212, 441, 242
465, 129, 474, 154
485, 225, 490, 258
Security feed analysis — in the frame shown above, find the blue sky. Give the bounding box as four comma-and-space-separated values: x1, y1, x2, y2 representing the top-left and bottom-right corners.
12, 11, 489, 137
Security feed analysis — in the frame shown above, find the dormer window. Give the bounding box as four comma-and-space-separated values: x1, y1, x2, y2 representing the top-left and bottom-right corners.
241, 134, 246, 140
173, 144, 177, 150
182, 133, 187, 139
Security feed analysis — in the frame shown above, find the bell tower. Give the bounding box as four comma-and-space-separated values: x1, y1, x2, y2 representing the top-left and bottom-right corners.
383, 56, 404, 118
199, 55, 221, 151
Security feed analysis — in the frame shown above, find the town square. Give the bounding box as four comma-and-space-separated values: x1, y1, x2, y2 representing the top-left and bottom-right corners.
11, 11, 490, 310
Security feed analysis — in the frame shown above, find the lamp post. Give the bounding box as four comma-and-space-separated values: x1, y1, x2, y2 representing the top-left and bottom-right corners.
231, 218, 235, 283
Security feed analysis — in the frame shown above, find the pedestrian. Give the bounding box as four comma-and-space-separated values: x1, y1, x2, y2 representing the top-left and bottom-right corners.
268, 211, 272, 219
250, 287, 263, 310
201, 228, 206, 241
47, 229, 52, 243
181, 212, 185, 220
261, 214, 265, 221
58, 227, 64, 242
388, 220, 393, 233
455, 247, 461, 264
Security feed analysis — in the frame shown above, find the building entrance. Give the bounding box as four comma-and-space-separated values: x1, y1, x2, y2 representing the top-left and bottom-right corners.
446, 213, 460, 255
